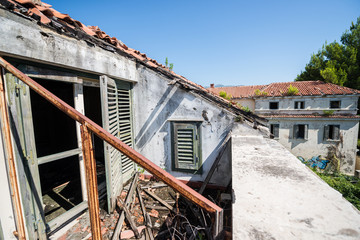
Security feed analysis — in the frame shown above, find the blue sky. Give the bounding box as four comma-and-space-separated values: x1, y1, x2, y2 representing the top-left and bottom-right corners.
45, 0, 359, 87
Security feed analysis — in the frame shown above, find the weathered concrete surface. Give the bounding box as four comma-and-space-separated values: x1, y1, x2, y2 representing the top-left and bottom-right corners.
232, 123, 360, 240
0, 8, 137, 82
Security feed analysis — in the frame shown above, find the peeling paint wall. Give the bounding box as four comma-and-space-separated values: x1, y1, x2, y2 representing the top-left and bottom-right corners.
269, 118, 359, 174
132, 66, 236, 186
234, 99, 255, 111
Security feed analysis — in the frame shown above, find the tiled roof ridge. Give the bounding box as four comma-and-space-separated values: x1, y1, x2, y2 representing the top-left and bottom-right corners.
210, 81, 360, 98
0, 0, 267, 124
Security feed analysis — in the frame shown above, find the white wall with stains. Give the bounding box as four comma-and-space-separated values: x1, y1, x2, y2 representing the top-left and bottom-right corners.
255, 95, 358, 115
268, 118, 359, 174
132, 65, 237, 186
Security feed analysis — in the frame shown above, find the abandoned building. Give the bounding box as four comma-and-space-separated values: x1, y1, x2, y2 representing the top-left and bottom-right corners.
1, 1, 360, 240
209, 81, 360, 175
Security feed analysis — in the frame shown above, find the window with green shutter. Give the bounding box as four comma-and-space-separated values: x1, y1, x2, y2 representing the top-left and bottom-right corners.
171, 122, 201, 173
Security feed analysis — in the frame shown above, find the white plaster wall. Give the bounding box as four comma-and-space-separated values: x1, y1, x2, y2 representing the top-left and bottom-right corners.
132, 66, 236, 186
268, 118, 359, 174
255, 95, 358, 115
234, 99, 255, 111
0, 133, 17, 240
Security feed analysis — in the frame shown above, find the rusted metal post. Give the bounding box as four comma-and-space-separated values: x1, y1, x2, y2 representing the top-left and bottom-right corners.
80, 124, 102, 240
0, 68, 26, 239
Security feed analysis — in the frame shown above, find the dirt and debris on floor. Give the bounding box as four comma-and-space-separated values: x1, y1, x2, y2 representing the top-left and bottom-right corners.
57, 172, 232, 239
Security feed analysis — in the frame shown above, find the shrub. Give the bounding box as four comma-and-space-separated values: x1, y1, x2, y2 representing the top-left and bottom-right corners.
323, 110, 335, 116
287, 84, 299, 95
219, 91, 232, 100
316, 172, 360, 210
254, 89, 268, 96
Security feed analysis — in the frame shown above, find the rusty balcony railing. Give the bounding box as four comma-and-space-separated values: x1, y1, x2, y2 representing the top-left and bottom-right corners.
0, 57, 223, 240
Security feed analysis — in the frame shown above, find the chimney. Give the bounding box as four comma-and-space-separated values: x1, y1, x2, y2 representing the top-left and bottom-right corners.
210, 83, 214, 88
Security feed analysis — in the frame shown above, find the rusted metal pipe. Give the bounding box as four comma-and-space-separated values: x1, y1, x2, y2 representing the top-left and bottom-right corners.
80, 125, 102, 240
0, 57, 223, 233
0, 67, 26, 240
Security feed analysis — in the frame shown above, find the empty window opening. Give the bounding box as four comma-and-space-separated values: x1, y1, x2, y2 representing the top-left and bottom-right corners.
294, 101, 305, 109
324, 125, 340, 141
31, 79, 77, 157
293, 124, 308, 139
270, 124, 279, 139
330, 101, 341, 109
30, 79, 82, 222
39, 155, 82, 222
269, 102, 279, 110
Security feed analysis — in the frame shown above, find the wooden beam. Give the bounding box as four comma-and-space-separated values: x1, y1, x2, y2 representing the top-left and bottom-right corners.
0, 67, 26, 240
137, 186, 154, 240
112, 172, 139, 240
80, 125, 102, 240
144, 189, 174, 212
37, 148, 81, 165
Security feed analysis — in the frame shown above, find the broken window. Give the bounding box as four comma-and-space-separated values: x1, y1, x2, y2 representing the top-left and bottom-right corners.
330, 100, 341, 109
293, 124, 308, 140
294, 101, 305, 109
324, 125, 340, 141
172, 122, 201, 173
269, 102, 279, 110
270, 124, 280, 139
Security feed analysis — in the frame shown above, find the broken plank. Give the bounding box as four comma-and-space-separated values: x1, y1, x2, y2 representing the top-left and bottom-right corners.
112, 172, 139, 240
144, 189, 174, 212
136, 186, 154, 240
118, 199, 141, 239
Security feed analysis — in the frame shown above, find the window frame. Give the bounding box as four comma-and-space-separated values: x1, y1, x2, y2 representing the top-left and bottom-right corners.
294, 101, 305, 109
330, 100, 341, 109
269, 101, 279, 110
171, 121, 202, 173
323, 124, 340, 141
293, 124, 308, 140
270, 124, 280, 139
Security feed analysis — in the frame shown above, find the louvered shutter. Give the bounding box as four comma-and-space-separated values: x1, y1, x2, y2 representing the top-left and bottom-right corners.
100, 75, 134, 213
323, 125, 329, 141
273, 124, 279, 138
172, 122, 201, 172
333, 125, 340, 140
304, 124, 308, 140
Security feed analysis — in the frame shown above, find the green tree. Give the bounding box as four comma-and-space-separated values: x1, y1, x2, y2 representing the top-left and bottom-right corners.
296, 17, 360, 89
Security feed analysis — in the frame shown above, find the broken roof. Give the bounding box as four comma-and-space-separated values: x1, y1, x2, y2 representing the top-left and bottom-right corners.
0, 0, 267, 124
209, 81, 360, 98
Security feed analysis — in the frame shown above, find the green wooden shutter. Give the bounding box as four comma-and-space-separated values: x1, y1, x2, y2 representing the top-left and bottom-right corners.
323, 125, 329, 141
274, 124, 279, 138
3, 72, 47, 239
100, 76, 134, 213
333, 125, 340, 140
172, 122, 201, 172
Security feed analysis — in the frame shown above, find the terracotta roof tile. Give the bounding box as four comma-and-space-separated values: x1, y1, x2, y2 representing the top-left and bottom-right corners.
1, 0, 266, 123
209, 81, 360, 98
208, 85, 266, 98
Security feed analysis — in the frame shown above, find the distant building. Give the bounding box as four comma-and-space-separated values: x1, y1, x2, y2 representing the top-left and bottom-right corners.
209, 81, 360, 175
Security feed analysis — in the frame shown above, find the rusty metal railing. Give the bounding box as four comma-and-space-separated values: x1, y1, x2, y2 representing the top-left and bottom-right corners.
0, 57, 223, 240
